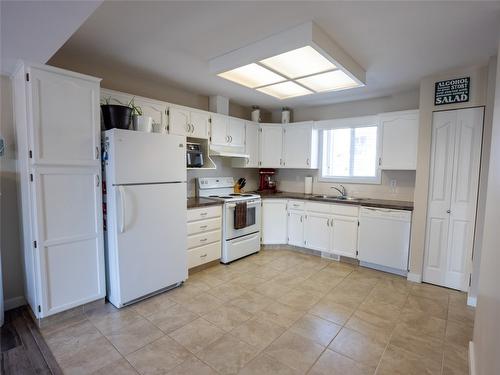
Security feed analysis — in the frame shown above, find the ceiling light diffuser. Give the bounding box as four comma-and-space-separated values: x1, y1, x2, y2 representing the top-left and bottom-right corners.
217, 63, 285, 88
297, 70, 360, 92
257, 81, 312, 99
260, 46, 336, 79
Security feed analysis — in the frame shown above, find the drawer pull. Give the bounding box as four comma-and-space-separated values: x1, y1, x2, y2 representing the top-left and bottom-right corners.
200, 253, 208, 258
199, 238, 208, 242
199, 225, 208, 229
200, 212, 208, 216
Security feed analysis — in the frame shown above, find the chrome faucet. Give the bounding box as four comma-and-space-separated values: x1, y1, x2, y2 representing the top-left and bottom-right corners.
331, 185, 347, 198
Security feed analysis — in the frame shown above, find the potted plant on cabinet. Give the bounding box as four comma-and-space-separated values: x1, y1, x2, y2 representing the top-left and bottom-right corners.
101, 97, 133, 130
130, 99, 153, 132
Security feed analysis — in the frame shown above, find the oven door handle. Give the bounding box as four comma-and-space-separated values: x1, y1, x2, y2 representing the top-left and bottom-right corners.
226, 201, 261, 209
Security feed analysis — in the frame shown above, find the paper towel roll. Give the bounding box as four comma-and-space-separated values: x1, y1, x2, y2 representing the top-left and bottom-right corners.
305, 176, 313, 194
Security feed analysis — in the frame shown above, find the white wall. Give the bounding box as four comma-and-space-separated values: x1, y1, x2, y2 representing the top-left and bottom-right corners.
472, 41, 500, 375
272, 89, 420, 201
0, 75, 24, 309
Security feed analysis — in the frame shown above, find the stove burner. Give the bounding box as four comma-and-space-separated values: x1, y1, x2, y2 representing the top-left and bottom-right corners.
209, 195, 219, 197
229, 193, 241, 196
241, 194, 253, 197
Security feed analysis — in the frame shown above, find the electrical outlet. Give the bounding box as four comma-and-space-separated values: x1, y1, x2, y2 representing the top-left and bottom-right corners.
390, 179, 397, 193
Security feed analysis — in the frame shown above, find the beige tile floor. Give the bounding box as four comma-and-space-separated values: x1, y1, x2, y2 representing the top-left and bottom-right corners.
40, 247, 474, 375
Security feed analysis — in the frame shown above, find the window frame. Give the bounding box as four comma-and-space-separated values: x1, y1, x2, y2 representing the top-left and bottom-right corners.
316, 116, 382, 184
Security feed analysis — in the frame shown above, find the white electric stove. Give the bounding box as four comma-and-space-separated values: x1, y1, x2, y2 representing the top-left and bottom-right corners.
197, 177, 261, 263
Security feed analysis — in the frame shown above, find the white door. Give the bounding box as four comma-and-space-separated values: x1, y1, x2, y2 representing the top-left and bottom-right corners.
32, 166, 105, 317
169, 107, 190, 136
260, 124, 283, 167
287, 210, 304, 247
211, 114, 229, 146
190, 111, 210, 139
304, 213, 331, 252
115, 183, 187, 304
261, 200, 287, 244
332, 215, 358, 258
283, 123, 312, 168
29, 66, 100, 167
229, 117, 246, 147
380, 110, 419, 170
106, 130, 186, 184
423, 108, 483, 290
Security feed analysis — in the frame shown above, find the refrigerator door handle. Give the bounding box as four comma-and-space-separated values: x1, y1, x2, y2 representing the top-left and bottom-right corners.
119, 186, 126, 233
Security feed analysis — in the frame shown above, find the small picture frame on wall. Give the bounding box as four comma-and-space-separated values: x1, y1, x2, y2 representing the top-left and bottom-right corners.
434, 77, 470, 105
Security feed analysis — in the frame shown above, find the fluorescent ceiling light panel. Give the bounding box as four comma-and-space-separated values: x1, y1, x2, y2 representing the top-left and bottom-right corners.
217, 63, 285, 88
257, 81, 312, 99
297, 70, 361, 92
260, 46, 336, 79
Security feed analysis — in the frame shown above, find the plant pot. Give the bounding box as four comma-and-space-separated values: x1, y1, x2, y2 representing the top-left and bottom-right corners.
152, 121, 166, 134
133, 115, 153, 132
101, 105, 132, 130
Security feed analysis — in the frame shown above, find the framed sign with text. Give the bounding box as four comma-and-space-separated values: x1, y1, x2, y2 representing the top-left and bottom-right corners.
435, 77, 470, 105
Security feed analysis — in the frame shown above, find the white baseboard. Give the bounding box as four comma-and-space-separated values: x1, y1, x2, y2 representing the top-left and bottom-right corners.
407, 272, 422, 283
4, 296, 26, 311
469, 341, 476, 375
467, 296, 477, 307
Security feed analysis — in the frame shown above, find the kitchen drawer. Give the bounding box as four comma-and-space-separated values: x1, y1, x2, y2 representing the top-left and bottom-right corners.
288, 200, 305, 211
188, 241, 221, 268
187, 217, 221, 235
187, 205, 221, 222
331, 204, 359, 217
188, 229, 221, 249
305, 201, 331, 214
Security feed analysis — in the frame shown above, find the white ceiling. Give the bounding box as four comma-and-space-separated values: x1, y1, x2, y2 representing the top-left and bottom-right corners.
0, 1, 102, 75
49, 1, 500, 108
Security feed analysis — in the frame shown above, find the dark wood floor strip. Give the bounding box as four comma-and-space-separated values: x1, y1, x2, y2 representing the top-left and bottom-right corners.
0, 307, 63, 375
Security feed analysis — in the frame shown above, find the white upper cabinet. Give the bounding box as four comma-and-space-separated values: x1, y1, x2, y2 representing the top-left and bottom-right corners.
380, 110, 419, 170
210, 114, 230, 146
169, 106, 209, 139
282, 121, 318, 169
260, 124, 284, 168
135, 98, 167, 133
30, 66, 100, 167
232, 121, 260, 168
261, 199, 288, 244
190, 111, 210, 139
229, 117, 245, 148
210, 115, 245, 148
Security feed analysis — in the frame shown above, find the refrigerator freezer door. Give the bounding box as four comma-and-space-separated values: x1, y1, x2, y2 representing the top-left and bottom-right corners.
105, 129, 186, 185
112, 182, 187, 306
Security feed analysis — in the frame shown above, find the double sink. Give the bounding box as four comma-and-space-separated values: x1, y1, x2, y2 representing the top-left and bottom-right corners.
312, 195, 365, 203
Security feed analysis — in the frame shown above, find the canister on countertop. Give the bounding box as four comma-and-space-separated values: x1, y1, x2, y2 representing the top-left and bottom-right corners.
305, 176, 313, 194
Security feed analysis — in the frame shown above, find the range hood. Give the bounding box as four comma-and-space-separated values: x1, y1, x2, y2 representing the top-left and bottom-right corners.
209, 146, 249, 159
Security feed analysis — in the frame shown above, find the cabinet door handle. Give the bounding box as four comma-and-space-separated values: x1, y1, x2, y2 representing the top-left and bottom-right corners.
446, 209, 451, 214
96, 175, 100, 187
200, 238, 208, 242
96, 147, 100, 160
280, 158, 283, 166
300, 216, 303, 222
327, 218, 330, 226
200, 212, 208, 216
200, 253, 208, 258
306, 158, 309, 166
190, 124, 195, 133
246, 158, 249, 165
199, 225, 208, 229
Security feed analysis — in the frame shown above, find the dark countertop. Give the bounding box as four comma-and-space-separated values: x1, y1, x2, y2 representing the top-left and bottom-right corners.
187, 197, 223, 209
257, 191, 414, 211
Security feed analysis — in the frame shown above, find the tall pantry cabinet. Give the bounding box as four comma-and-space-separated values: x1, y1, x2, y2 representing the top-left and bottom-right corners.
13, 62, 105, 319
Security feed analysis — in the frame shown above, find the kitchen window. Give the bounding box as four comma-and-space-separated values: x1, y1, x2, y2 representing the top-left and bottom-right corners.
319, 117, 381, 184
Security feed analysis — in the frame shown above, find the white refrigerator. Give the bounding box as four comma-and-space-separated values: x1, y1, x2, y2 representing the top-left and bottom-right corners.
103, 129, 187, 308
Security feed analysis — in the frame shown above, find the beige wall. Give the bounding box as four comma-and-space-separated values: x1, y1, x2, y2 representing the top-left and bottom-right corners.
410, 64, 488, 277
48, 53, 250, 120
0, 75, 24, 307
273, 89, 420, 201
472, 41, 500, 375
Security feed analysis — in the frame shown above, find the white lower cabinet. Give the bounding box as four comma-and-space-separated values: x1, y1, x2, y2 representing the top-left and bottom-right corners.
304, 212, 331, 252
187, 206, 222, 268
262, 199, 288, 244
261, 198, 360, 259
331, 215, 358, 258
287, 210, 304, 247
